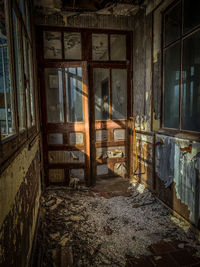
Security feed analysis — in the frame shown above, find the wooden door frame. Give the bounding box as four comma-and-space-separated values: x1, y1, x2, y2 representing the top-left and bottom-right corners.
40, 61, 90, 186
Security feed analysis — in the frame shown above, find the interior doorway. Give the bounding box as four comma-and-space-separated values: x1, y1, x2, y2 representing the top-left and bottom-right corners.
38, 27, 132, 185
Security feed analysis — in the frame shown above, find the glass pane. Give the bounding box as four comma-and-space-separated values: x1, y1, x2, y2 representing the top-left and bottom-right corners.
110, 35, 126, 60
64, 32, 81, 60
13, 9, 25, 131
43, 31, 62, 59
112, 69, 127, 119
0, 4, 15, 139
163, 43, 180, 129
92, 34, 108, 60
164, 3, 181, 46
183, 0, 200, 34
182, 31, 200, 131
93, 68, 110, 120
65, 67, 83, 122
45, 68, 64, 123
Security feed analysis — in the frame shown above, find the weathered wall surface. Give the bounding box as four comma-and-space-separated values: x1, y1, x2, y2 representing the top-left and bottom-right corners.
0, 138, 41, 266
133, 0, 200, 231
155, 135, 200, 227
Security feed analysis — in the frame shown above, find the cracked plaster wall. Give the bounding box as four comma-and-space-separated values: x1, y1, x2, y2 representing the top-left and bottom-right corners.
0, 138, 41, 266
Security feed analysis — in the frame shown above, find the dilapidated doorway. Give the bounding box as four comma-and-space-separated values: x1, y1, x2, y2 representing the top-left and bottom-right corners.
38, 27, 132, 185
41, 62, 90, 185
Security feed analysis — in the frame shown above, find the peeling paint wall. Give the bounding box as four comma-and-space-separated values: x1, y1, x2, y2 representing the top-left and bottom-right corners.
132, 0, 200, 231
0, 138, 41, 266
133, 9, 152, 132
155, 135, 200, 227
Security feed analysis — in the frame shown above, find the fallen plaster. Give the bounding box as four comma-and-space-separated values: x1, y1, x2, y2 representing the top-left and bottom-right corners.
35, 181, 200, 266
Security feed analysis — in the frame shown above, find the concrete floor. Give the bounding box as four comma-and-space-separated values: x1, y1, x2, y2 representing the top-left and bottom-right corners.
33, 178, 200, 267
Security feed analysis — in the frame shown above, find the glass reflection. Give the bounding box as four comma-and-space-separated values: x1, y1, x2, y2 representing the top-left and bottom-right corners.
163, 43, 180, 129
182, 31, 200, 131
45, 68, 64, 123
93, 68, 110, 120
65, 67, 83, 122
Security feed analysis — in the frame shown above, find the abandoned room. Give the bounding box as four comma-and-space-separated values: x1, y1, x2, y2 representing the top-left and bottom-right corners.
0, 0, 200, 266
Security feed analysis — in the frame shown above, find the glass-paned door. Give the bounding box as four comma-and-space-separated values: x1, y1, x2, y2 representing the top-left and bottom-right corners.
42, 62, 90, 185
91, 66, 131, 180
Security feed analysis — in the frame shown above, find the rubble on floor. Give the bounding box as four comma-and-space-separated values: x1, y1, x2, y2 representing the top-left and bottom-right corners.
34, 180, 200, 267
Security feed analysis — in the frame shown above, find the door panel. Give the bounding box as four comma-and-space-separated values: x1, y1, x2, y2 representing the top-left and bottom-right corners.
42, 62, 90, 185
91, 67, 130, 180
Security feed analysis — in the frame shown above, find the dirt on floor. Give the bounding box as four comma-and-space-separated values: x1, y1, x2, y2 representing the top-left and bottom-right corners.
33, 179, 200, 267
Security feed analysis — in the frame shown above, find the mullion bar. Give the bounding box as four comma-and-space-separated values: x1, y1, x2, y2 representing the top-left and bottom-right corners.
63, 67, 67, 123
109, 68, 112, 120
2, 47, 9, 135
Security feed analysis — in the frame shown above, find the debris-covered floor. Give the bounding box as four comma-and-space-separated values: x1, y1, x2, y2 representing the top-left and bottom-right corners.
33, 179, 200, 267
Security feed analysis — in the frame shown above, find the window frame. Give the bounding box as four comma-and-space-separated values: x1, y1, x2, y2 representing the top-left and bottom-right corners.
162, 0, 200, 134
0, 0, 37, 167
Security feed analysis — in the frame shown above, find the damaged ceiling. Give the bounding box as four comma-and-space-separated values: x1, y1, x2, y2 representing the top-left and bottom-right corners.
34, 0, 146, 16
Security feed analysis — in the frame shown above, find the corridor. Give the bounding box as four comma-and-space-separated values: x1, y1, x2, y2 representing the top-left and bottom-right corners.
33, 180, 200, 267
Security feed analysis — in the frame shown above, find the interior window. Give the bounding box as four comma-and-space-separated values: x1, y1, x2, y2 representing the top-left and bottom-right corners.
0, 2, 15, 139
163, 0, 200, 132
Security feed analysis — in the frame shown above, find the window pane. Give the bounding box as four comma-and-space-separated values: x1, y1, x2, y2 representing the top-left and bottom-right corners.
64, 32, 81, 60
183, 0, 200, 34
182, 31, 200, 131
0, 4, 15, 139
163, 43, 180, 129
65, 67, 83, 122
45, 68, 64, 123
112, 69, 127, 119
13, 9, 25, 131
164, 3, 181, 46
92, 34, 108, 60
110, 35, 126, 60
93, 68, 110, 120
43, 31, 62, 59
